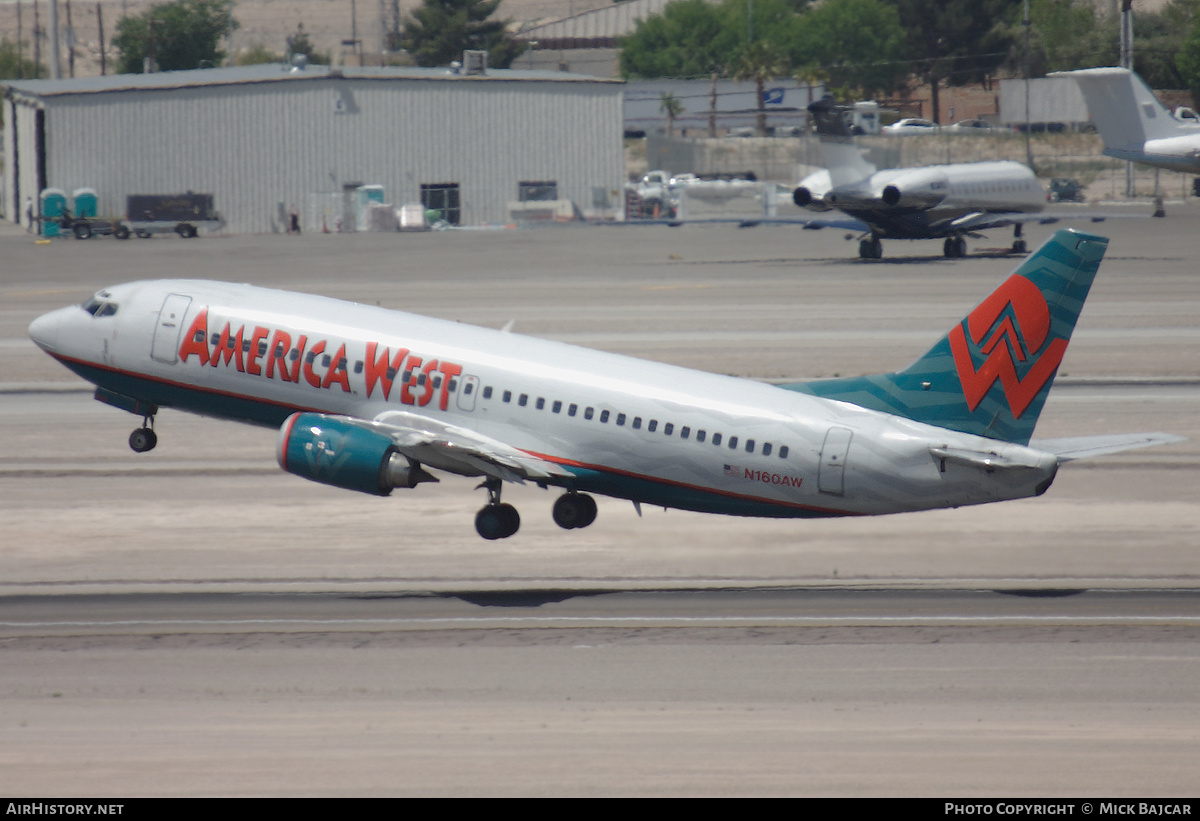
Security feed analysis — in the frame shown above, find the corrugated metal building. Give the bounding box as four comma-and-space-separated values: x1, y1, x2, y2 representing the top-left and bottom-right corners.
2, 63, 625, 234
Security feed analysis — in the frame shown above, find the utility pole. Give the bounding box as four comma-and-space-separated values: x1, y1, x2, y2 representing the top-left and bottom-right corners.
1023, 0, 1033, 170
97, 3, 106, 75
48, 0, 61, 79
1121, 0, 1135, 197
16, 0, 23, 79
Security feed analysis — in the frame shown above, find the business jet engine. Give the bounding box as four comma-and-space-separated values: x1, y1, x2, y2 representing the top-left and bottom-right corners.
878, 171, 950, 209
277, 412, 436, 495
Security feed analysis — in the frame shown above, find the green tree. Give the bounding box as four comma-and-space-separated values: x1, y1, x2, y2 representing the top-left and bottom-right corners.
733, 40, 791, 135
795, 0, 906, 99
398, 0, 526, 69
287, 22, 330, 65
1176, 9, 1200, 105
112, 0, 239, 73
619, 0, 808, 79
233, 44, 282, 66
887, 0, 1020, 123
1135, 1, 1200, 90
1004, 0, 1115, 78
659, 91, 685, 135
0, 38, 46, 80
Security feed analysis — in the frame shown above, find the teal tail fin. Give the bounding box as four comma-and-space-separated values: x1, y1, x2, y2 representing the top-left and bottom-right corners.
781, 229, 1108, 445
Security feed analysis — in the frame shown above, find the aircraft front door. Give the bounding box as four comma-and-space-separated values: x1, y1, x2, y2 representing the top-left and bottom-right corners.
818, 427, 853, 495
456, 374, 480, 411
151, 294, 193, 364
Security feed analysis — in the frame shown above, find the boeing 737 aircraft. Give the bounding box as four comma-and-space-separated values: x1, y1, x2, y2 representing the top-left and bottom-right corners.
793, 98, 1053, 259
1053, 67, 1200, 174
28, 230, 1178, 540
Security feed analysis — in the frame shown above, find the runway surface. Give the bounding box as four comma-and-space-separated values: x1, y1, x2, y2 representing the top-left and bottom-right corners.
1, 208, 1198, 795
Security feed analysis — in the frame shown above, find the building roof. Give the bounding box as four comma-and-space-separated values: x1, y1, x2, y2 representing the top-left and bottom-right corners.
2, 62, 620, 99
516, 0, 690, 48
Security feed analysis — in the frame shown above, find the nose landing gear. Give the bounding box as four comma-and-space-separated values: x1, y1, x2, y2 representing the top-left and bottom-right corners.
129, 416, 157, 453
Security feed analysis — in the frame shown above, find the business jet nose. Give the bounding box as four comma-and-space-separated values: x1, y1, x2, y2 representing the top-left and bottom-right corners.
28, 310, 61, 352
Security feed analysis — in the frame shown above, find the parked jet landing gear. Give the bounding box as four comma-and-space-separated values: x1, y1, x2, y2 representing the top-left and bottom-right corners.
552, 492, 597, 530
858, 236, 883, 259
129, 416, 157, 453
475, 478, 520, 540
943, 236, 967, 258
1012, 223, 1027, 254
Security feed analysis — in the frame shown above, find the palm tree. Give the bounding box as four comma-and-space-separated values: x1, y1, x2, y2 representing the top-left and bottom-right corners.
733, 41, 790, 136
659, 92, 685, 136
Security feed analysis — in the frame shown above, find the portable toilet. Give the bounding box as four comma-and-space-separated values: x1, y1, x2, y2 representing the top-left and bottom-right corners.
356, 185, 385, 231
39, 188, 68, 237
72, 188, 99, 218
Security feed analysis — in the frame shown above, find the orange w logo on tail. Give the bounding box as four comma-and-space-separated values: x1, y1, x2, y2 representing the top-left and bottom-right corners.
949, 274, 1068, 418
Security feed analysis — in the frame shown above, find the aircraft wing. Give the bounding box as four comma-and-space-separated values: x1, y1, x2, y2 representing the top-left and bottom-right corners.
932, 211, 1120, 234
1029, 433, 1185, 462
614, 216, 871, 232
365, 410, 575, 483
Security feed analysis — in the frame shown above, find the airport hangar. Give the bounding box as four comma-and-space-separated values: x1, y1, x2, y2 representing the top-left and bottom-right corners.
2, 61, 625, 234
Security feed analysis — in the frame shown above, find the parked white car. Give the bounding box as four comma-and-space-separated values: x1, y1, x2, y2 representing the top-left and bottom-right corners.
883, 118, 940, 135
945, 118, 1001, 133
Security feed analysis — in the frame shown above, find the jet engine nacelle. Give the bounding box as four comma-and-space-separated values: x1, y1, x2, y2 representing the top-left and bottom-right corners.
879, 173, 949, 209
277, 412, 437, 495
792, 187, 834, 212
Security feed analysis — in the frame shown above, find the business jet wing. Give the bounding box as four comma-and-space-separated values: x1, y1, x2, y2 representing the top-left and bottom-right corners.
1029, 433, 1185, 462
933, 211, 1113, 234
615, 215, 871, 231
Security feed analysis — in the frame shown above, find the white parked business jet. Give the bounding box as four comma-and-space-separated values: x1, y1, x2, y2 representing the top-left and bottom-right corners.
1052, 66, 1200, 174
793, 98, 1054, 259
28, 230, 1178, 540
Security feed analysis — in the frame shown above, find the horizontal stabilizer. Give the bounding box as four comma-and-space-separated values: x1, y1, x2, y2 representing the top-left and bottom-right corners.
929, 445, 1048, 471
1030, 432, 1185, 462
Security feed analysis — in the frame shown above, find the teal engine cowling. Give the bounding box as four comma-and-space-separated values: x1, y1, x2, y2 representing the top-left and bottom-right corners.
276, 412, 437, 495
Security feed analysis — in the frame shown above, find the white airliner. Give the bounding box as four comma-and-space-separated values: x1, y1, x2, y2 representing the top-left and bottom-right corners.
1053, 67, 1200, 174
28, 230, 1178, 540
792, 98, 1054, 259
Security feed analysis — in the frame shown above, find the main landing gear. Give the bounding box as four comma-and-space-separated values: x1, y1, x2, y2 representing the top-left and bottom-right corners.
942, 235, 968, 258
473, 480, 599, 540
1011, 223, 1028, 255
858, 235, 883, 259
552, 492, 597, 530
128, 415, 157, 453
475, 478, 520, 540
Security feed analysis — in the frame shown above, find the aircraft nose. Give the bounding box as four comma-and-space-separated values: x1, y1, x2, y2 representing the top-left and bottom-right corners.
28, 310, 62, 352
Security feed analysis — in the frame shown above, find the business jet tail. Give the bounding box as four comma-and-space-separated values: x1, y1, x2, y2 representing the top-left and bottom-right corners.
807, 96, 876, 186
782, 229, 1106, 446
1052, 67, 1196, 153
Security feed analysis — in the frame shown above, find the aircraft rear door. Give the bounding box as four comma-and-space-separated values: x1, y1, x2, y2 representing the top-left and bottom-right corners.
151, 294, 193, 364
818, 427, 853, 495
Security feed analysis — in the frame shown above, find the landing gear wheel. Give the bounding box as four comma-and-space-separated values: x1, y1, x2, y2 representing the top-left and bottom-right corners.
552, 493, 598, 530
129, 427, 157, 453
943, 236, 967, 258
858, 237, 882, 259
1012, 239, 1027, 254
475, 503, 520, 540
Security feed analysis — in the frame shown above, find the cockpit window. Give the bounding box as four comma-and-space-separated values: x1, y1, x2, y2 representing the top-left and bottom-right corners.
82, 297, 119, 317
